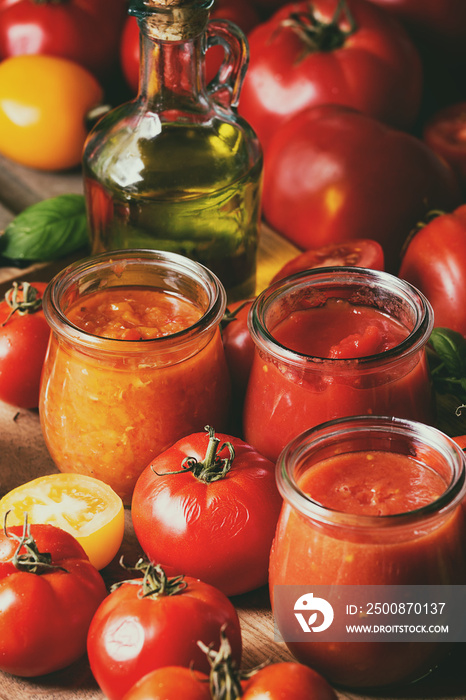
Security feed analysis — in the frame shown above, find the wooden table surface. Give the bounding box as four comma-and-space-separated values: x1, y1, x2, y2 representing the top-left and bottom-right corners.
0, 154, 466, 700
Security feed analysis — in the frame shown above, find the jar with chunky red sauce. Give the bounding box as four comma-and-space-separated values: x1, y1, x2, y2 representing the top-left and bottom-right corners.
270, 415, 466, 688
243, 267, 435, 462
39, 249, 230, 504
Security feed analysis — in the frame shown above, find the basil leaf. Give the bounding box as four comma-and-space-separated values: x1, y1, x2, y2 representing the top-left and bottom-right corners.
0, 194, 89, 261
428, 327, 466, 378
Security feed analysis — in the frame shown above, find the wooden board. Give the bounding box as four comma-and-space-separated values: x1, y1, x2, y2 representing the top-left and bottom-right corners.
0, 157, 466, 700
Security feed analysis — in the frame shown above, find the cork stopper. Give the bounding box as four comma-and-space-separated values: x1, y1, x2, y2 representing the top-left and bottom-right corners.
129, 0, 214, 41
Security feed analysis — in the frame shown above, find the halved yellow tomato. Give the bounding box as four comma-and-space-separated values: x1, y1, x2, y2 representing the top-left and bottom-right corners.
0, 473, 124, 570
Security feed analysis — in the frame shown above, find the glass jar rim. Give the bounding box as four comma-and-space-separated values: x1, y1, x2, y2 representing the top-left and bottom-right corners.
42, 248, 227, 353
249, 266, 434, 369
276, 415, 466, 530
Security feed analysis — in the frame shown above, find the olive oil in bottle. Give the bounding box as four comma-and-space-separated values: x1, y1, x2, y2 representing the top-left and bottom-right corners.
83, 0, 263, 300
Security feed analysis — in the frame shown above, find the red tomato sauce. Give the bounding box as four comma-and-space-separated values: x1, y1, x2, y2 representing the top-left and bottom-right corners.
244, 300, 434, 462
40, 286, 230, 504
272, 300, 408, 358
300, 450, 446, 516
269, 451, 466, 687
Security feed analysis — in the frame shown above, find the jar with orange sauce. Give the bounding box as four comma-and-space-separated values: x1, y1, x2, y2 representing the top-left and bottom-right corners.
39, 249, 230, 504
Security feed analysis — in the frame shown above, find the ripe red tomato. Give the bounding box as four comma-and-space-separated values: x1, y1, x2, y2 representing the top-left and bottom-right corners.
271, 239, 385, 283
423, 102, 466, 195
131, 426, 282, 596
364, 0, 466, 59
222, 299, 255, 399
242, 662, 338, 700
399, 205, 466, 337
87, 562, 242, 700
120, 15, 139, 94
0, 281, 50, 408
122, 667, 211, 700
262, 104, 461, 273
238, 0, 423, 150
0, 520, 107, 677
0, 0, 127, 80
453, 436, 466, 450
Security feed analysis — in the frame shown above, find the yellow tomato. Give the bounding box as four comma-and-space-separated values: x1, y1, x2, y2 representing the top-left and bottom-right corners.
0, 473, 124, 570
0, 54, 103, 171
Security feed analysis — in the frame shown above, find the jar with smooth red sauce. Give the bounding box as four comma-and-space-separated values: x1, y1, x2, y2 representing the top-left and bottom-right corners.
243, 267, 435, 462
39, 249, 230, 504
270, 415, 466, 688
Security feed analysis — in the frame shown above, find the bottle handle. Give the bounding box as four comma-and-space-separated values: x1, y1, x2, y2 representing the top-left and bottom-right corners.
205, 19, 249, 108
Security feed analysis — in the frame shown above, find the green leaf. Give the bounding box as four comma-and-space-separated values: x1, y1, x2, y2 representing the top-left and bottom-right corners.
428, 327, 466, 378
0, 194, 89, 262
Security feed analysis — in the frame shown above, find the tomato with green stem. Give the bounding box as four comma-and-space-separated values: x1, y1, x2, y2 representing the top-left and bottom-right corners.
239, 0, 423, 150
0, 517, 107, 677
87, 560, 242, 700
131, 426, 282, 596
0, 281, 50, 409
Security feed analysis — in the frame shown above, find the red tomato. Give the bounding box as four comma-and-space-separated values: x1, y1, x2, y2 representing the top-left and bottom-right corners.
238, 0, 423, 150
262, 104, 461, 273
364, 0, 466, 59
242, 662, 338, 700
121, 1, 261, 94
399, 205, 466, 337
120, 15, 139, 94
122, 667, 211, 700
271, 239, 385, 283
0, 0, 127, 80
87, 562, 242, 700
0, 281, 50, 409
131, 426, 282, 596
453, 436, 466, 450
423, 102, 466, 195
0, 520, 107, 677
222, 299, 255, 399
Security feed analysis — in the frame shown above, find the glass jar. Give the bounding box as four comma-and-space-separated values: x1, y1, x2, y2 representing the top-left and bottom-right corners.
243, 267, 435, 462
270, 415, 466, 688
39, 249, 230, 504
82, 0, 263, 302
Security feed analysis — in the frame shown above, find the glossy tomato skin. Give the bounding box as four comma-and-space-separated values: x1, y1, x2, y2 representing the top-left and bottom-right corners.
120, 15, 139, 94
0, 523, 107, 677
423, 102, 466, 195
238, 0, 422, 150
222, 300, 255, 398
122, 667, 211, 700
364, 0, 466, 59
0, 55, 103, 171
0, 0, 127, 80
131, 430, 282, 596
271, 239, 385, 283
262, 104, 461, 273
87, 574, 242, 700
399, 205, 466, 337
0, 282, 50, 409
242, 662, 338, 700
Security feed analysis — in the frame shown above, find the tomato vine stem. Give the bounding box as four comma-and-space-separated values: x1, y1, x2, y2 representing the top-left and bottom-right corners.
153, 426, 236, 483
